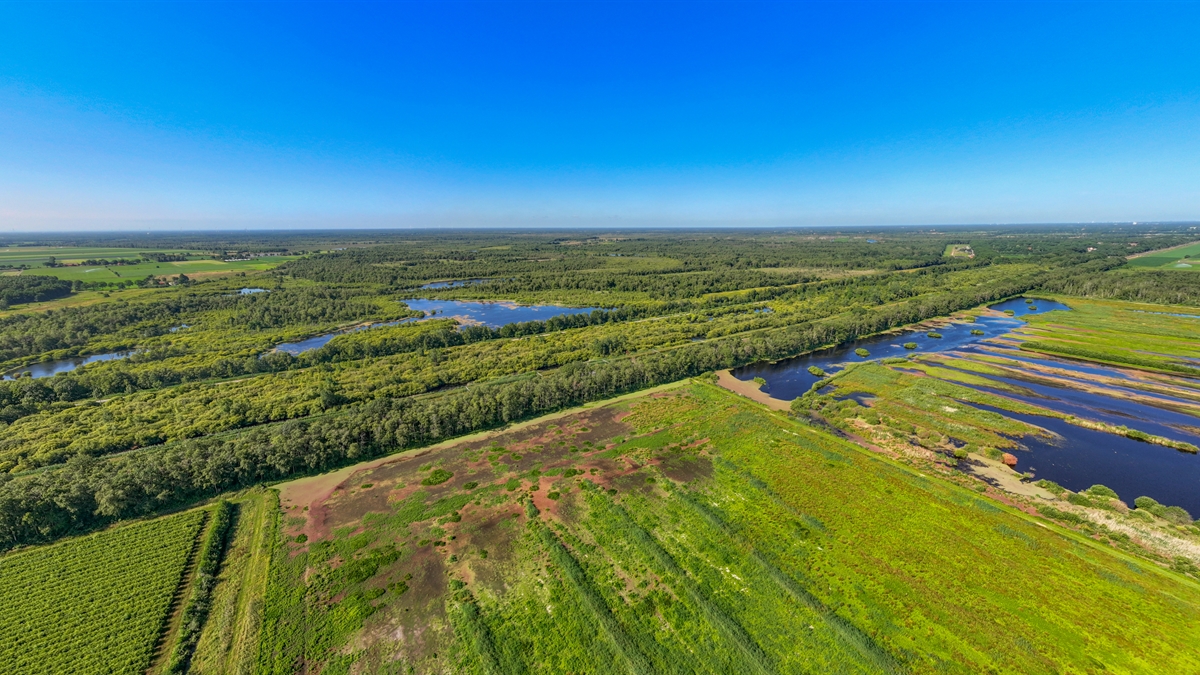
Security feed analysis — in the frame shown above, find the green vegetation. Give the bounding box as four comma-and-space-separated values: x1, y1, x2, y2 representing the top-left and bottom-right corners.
227, 384, 1200, 673
6, 225, 1200, 672
1125, 240, 1200, 269
0, 510, 205, 675
166, 501, 236, 674
854, 347, 869, 357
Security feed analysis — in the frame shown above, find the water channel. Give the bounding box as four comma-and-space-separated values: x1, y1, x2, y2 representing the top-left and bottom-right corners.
2, 351, 134, 380
732, 297, 1200, 511
275, 299, 601, 354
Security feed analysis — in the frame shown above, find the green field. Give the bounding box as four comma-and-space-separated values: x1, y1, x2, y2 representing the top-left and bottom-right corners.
1126, 240, 1200, 269
236, 383, 1200, 673
0, 510, 206, 675
20, 256, 296, 282
0, 246, 195, 267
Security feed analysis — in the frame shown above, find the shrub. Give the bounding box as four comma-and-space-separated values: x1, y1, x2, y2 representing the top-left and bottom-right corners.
807, 366, 827, 376
752, 377, 766, 387
1066, 492, 1093, 508
1162, 505, 1194, 526
1038, 505, 1085, 525
1087, 484, 1119, 499
970, 329, 984, 335
926, 332, 943, 339
855, 348, 870, 357
463, 481, 479, 490
903, 342, 917, 349
421, 469, 454, 486
1035, 479, 1065, 495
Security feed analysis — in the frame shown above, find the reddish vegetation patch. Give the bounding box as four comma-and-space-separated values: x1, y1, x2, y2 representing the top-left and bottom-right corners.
1002, 453, 1019, 467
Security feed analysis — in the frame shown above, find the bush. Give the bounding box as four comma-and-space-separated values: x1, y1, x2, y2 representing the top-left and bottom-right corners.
421, 469, 454, 486
1035, 479, 1065, 495
926, 331, 943, 339
1162, 505, 1194, 526
903, 342, 917, 349
1066, 492, 1093, 507
807, 366, 827, 376
1038, 505, 1085, 525
1087, 484, 1119, 499
854, 348, 870, 357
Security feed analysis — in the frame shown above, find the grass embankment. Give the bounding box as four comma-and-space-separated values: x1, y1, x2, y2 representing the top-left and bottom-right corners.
190, 490, 276, 675
237, 383, 1200, 673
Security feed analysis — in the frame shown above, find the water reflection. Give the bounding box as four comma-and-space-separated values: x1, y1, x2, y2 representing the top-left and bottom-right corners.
733, 298, 1069, 400
972, 403, 1200, 516
2, 351, 134, 380
401, 299, 599, 329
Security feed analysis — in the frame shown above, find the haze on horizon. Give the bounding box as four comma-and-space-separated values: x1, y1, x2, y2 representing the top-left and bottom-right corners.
2, 0, 1199, 232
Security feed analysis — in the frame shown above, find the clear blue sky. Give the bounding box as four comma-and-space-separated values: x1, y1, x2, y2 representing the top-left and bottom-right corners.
2, 1, 1199, 230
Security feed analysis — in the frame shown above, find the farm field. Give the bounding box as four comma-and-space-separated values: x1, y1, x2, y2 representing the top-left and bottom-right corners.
228, 382, 1200, 673
0, 246, 196, 266
21, 256, 297, 282
1126, 240, 1200, 269
0, 510, 207, 675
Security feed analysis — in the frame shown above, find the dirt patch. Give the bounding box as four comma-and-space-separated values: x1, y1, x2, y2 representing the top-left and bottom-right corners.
715, 370, 792, 411
966, 457, 1054, 499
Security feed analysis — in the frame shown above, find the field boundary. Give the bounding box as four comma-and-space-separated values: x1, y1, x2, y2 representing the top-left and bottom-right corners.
146, 508, 212, 674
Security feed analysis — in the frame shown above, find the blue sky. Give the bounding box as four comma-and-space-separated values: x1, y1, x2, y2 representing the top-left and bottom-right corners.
2, 1, 1199, 231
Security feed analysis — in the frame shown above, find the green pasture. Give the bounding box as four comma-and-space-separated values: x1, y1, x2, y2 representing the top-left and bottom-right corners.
1126, 240, 1200, 269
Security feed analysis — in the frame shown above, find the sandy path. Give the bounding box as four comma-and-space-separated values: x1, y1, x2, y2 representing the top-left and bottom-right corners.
715, 370, 792, 411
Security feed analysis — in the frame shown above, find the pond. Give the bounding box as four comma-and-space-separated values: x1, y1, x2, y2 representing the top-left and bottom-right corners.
418, 279, 488, 290
2, 351, 134, 380
973, 403, 1200, 517
733, 296, 1200, 513
400, 299, 599, 328
274, 318, 421, 354
238, 287, 268, 294
274, 299, 601, 354
732, 298, 1071, 400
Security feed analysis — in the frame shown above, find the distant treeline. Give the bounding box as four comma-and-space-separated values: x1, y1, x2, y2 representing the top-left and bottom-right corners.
1039, 268, 1200, 306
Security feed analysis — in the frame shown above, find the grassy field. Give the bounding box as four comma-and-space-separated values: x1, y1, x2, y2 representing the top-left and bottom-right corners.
221, 382, 1200, 673
0, 510, 206, 675
20, 256, 296, 282
1126, 240, 1200, 269
0, 246, 195, 267
1013, 297, 1200, 374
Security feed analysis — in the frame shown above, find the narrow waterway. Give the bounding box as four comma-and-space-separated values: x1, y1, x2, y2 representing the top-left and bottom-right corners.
2, 351, 134, 380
